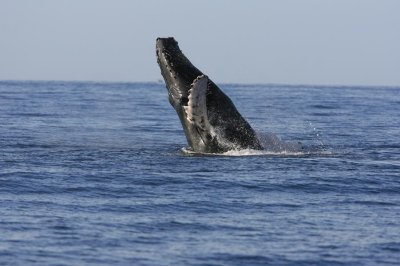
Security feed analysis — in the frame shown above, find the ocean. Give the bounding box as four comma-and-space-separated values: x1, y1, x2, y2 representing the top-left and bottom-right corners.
0, 80, 399, 265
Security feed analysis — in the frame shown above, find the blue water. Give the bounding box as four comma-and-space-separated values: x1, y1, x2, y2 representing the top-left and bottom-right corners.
0, 80, 399, 265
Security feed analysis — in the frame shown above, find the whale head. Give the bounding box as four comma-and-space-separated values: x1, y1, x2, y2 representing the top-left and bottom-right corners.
156, 37, 203, 109
156, 37, 263, 153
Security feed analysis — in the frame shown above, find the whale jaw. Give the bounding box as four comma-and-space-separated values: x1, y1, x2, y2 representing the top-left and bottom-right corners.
156, 37, 201, 109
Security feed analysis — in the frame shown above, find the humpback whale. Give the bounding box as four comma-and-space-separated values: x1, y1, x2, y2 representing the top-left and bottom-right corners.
156, 37, 263, 153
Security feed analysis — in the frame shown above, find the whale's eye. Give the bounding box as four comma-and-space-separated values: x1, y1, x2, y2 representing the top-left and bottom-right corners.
180, 97, 189, 106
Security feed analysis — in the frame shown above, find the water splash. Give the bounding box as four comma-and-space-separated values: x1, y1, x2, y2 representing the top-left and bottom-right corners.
181, 129, 333, 157
307, 121, 325, 148
257, 132, 303, 153
181, 146, 332, 157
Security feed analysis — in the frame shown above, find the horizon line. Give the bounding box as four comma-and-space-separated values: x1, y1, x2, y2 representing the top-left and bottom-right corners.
0, 78, 399, 89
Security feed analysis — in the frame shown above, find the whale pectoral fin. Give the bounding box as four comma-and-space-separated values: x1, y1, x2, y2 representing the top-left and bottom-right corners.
184, 75, 213, 133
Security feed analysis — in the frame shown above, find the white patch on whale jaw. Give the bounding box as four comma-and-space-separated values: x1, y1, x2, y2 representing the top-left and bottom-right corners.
183, 75, 216, 143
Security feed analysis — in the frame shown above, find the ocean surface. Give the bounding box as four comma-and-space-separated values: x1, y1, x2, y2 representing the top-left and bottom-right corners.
0, 80, 399, 265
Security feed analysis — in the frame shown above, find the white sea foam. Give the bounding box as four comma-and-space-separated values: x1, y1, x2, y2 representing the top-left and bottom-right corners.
222, 148, 305, 157
181, 147, 332, 157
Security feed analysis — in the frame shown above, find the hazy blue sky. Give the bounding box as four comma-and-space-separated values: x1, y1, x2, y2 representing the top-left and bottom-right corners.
1, 0, 399, 86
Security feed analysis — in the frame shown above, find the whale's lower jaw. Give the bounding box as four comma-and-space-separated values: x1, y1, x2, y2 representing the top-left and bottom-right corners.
156, 37, 263, 153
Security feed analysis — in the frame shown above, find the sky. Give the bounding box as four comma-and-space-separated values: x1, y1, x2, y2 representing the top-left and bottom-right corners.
1, 0, 399, 86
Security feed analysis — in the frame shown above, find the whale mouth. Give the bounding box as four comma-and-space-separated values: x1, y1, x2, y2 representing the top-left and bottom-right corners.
156, 38, 180, 77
